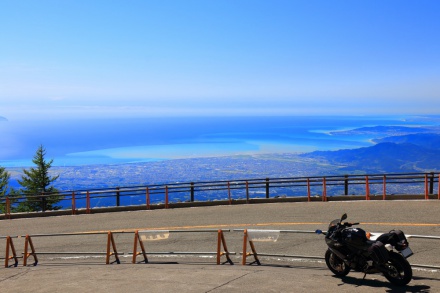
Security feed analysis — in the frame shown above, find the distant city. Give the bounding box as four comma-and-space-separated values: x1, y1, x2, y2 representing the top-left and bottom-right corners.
8, 153, 330, 190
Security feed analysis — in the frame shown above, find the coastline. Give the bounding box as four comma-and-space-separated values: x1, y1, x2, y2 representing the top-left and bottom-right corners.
2, 115, 430, 167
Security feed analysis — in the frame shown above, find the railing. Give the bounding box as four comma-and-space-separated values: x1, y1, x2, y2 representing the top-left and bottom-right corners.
1, 172, 439, 217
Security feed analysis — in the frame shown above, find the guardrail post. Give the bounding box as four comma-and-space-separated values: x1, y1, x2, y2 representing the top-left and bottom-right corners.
71, 192, 76, 215
438, 173, 440, 200
146, 187, 150, 210
190, 182, 195, 202
365, 176, 370, 200
165, 186, 169, 209
425, 174, 429, 200
383, 175, 387, 200
6, 197, 11, 219
344, 175, 349, 195
265, 178, 269, 199
245, 181, 249, 204
429, 172, 435, 195
227, 182, 232, 205
307, 178, 311, 202
41, 192, 46, 212
116, 187, 120, 207
322, 177, 327, 202
86, 191, 91, 214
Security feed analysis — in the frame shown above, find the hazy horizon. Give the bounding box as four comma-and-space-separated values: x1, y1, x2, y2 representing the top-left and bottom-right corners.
2, 1, 440, 168
1, 1, 440, 120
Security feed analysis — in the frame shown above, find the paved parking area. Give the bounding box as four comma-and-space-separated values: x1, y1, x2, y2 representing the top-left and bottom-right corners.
1, 200, 440, 292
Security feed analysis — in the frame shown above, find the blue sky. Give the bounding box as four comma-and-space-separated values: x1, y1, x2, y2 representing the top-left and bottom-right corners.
1, 0, 440, 119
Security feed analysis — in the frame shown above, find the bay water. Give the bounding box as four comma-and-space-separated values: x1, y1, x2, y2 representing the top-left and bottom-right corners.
2, 115, 436, 167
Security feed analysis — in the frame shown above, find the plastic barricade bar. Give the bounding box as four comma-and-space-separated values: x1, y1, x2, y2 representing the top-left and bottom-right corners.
132, 229, 233, 265
21, 231, 120, 266
241, 229, 282, 265
240, 229, 322, 265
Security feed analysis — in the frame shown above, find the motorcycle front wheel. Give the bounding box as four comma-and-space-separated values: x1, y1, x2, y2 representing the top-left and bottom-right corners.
382, 251, 412, 286
325, 249, 350, 277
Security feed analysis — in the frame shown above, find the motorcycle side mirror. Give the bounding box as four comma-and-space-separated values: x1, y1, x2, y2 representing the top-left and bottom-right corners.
341, 213, 347, 222
315, 229, 323, 234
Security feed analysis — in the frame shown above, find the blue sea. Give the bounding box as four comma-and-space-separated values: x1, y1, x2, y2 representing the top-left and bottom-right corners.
1, 115, 439, 167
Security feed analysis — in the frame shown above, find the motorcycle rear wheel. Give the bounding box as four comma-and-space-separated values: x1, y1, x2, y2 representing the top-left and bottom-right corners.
325, 249, 350, 277
382, 252, 412, 286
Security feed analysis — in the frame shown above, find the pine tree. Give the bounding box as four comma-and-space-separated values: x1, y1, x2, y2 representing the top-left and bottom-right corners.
0, 166, 10, 213
18, 145, 61, 211
0, 166, 9, 196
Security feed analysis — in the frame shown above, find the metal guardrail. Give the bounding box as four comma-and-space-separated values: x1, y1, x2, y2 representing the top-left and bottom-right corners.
1, 172, 439, 217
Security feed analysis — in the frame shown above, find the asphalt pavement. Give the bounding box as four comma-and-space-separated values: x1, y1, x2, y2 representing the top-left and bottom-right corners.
1, 200, 439, 292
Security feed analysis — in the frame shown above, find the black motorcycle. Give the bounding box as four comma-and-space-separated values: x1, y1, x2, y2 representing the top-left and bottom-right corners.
316, 213, 413, 286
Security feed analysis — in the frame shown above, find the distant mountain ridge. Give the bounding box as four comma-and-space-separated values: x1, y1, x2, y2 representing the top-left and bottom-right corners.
302, 133, 440, 173
373, 133, 440, 150
330, 125, 434, 136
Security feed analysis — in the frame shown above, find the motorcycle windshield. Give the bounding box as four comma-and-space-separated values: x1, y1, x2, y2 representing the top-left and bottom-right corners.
328, 219, 340, 230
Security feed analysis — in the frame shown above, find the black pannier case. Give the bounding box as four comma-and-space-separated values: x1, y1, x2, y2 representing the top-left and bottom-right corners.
377, 229, 408, 251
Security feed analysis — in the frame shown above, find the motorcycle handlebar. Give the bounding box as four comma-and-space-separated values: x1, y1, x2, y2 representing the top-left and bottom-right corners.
316, 221, 360, 236
343, 222, 360, 226
315, 229, 327, 235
